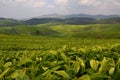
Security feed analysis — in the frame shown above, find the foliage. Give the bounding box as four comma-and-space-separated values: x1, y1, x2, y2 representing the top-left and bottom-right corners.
0, 35, 120, 80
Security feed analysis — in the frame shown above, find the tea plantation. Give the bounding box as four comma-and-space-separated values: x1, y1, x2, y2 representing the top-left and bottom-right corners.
0, 24, 120, 80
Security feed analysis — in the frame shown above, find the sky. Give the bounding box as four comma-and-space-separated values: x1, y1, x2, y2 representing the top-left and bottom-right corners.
0, 0, 120, 19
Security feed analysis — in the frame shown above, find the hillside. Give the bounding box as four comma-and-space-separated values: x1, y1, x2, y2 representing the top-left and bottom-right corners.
0, 24, 120, 39
24, 18, 120, 25
0, 14, 120, 39
0, 18, 23, 26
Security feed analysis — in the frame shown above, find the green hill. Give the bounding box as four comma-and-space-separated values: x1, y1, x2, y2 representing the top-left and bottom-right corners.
0, 23, 120, 39
0, 18, 23, 26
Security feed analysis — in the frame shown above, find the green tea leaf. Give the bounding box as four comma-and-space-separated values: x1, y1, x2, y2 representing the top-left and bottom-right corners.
11, 68, 27, 80
0, 68, 10, 79
116, 58, 120, 70
11, 70, 19, 78
17, 58, 32, 66
78, 75, 90, 80
72, 61, 80, 74
90, 73, 111, 80
42, 66, 49, 71
109, 67, 115, 75
4, 62, 12, 68
61, 53, 68, 62
90, 60, 99, 71
42, 66, 61, 76
76, 56, 85, 71
85, 68, 95, 75
54, 70, 70, 78
98, 57, 115, 74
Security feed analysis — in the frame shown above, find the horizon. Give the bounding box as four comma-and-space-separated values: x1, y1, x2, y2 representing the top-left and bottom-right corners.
0, 0, 120, 19
1, 13, 120, 20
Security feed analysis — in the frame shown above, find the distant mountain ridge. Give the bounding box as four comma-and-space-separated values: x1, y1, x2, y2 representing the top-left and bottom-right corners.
24, 14, 120, 25
0, 14, 120, 26
37, 14, 120, 19
24, 17, 120, 25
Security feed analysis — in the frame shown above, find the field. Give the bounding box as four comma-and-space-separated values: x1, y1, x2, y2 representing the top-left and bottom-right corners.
0, 24, 120, 80
0, 24, 120, 38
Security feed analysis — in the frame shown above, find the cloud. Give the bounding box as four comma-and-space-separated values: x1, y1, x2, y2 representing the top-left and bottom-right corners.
32, 1, 46, 8
112, 0, 120, 6
15, 0, 26, 2
18, 0, 47, 8
0, 0, 47, 8
79, 0, 102, 6
54, 0, 69, 5
0, 0, 120, 18
47, 5, 55, 9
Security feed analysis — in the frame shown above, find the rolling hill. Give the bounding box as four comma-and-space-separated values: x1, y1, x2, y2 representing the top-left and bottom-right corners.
0, 23, 120, 39
0, 14, 120, 39
0, 18, 23, 26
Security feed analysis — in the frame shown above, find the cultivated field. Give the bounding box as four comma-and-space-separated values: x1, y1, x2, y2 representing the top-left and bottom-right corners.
0, 24, 120, 80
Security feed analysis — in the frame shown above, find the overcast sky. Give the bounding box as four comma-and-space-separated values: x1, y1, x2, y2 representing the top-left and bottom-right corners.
0, 0, 120, 19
